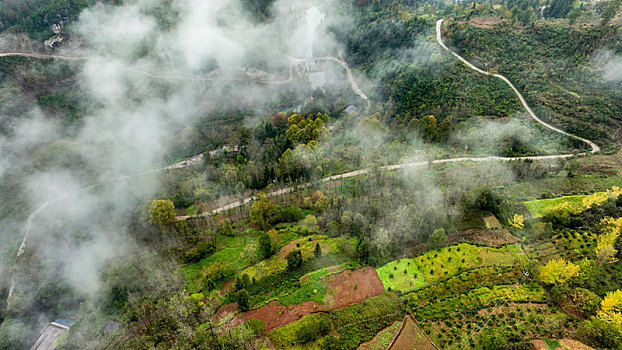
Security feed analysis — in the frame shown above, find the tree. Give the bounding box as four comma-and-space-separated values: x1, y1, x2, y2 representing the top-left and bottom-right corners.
477, 327, 507, 350
249, 195, 281, 229
300, 215, 319, 232
235, 289, 250, 312
570, 288, 602, 318
596, 218, 622, 264
508, 214, 524, 229
568, 7, 581, 25
601, 0, 622, 26
235, 274, 251, 291
546, 0, 574, 18
286, 249, 303, 270
314, 243, 322, 258
539, 258, 580, 285
258, 232, 276, 259
428, 228, 447, 249
149, 200, 176, 227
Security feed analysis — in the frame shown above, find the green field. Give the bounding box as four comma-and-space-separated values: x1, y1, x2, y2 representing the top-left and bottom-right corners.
377, 243, 520, 292
239, 235, 357, 281
524, 195, 587, 217
182, 228, 301, 292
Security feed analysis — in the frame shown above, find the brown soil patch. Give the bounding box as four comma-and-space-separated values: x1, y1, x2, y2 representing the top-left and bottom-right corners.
326, 267, 384, 310
238, 300, 323, 332
468, 16, 502, 29
532, 339, 548, 350
214, 303, 238, 321
220, 278, 236, 295
453, 229, 520, 247
390, 316, 436, 350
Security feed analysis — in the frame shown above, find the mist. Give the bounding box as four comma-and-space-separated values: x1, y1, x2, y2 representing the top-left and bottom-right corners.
0, 0, 356, 345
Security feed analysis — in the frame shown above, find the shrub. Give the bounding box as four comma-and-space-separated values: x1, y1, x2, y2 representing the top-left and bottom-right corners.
286, 249, 303, 271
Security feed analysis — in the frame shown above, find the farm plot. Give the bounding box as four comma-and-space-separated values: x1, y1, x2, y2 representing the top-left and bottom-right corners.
240, 235, 357, 282
528, 230, 596, 261
406, 266, 520, 309
325, 267, 385, 310
389, 315, 436, 350
532, 338, 595, 350
420, 303, 567, 349
182, 228, 299, 292
524, 195, 586, 217
378, 243, 520, 292
357, 320, 402, 350
411, 283, 547, 320
264, 293, 404, 350
329, 293, 405, 350
228, 267, 384, 336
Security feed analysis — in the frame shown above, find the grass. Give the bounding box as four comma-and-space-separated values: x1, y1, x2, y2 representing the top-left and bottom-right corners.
543, 338, 561, 349
358, 320, 402, 350
267, 312, 333, 348
377, 258, 425, 292
406, 266, 520, 308
330, 292, 405, 349
239, 235, 357, 282
412, 283, 547, 320
182, 228, 301, 292
524, 195, 587, 217
483, 215, 501, 229
504, 175, 622, 203
377, 243, 520, 292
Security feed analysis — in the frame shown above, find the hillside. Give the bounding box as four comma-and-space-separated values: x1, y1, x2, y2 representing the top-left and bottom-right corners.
0, 1, 621, 350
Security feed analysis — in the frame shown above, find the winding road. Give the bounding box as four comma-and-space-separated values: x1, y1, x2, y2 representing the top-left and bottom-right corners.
5, 18, 602, 297
436, 19, 599, 153
175, 19, 601, 220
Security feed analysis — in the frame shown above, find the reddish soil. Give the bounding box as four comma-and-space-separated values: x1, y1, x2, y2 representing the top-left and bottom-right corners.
390, 316, 436, 350
531, 339, 548, 350
238, 300, 323, 332
214, 303, 238, 321
220, 278, 236, 295
468, 16, 501, 29
326, 267, 385, 310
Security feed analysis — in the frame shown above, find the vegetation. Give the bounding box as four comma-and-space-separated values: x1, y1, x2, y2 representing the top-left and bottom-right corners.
3, 1, 622, 349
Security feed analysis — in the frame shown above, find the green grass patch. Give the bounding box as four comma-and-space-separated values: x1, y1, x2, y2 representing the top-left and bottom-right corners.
267, 312, 333, 348
378, 243, 520, 292
240, 235, 357, 282
524, 195, 586, 217
543, 338, 561, 349
412, 283, 547, 320
359, 320, 402, 350
329, 292, 405, 349
377, 258, 425, 292
182, 228, 301, 292
483, 215, 501, 229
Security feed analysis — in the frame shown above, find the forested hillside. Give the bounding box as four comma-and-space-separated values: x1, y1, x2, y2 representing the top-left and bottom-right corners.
0, 1, 621, 350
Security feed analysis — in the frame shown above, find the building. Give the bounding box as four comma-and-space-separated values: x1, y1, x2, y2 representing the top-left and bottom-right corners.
30, 319, 75, 350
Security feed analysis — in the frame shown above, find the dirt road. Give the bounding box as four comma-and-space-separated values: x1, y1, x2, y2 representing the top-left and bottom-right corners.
435, 19, 599, 153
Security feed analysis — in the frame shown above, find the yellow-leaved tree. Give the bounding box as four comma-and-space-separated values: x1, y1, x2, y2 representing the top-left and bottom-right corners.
149, 199, 176, 227
595, 217, 622, 264
508, 214, 524, 229
539, 258, 580, 285
597, 289, 622, 331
